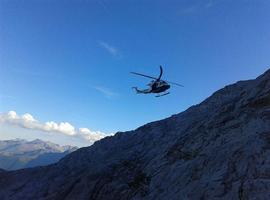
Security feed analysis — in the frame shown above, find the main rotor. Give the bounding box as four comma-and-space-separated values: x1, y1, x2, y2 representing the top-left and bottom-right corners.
130, 65, 183, 87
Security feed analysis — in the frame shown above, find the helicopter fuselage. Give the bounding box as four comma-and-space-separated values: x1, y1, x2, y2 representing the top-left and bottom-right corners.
131, 66, 182, 97
150, 81, 170, 93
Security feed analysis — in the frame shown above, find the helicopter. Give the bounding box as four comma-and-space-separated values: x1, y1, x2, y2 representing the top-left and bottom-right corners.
131, 66, 183, 97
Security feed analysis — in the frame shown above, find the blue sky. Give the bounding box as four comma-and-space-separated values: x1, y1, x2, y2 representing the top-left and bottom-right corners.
0, 0, 269, 146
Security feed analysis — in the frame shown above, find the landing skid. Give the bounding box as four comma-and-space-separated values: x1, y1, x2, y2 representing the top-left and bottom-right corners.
155, 92, 170, 97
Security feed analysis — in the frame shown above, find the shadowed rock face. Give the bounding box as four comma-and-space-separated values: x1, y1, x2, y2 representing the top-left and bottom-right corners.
0, 69, 269, 200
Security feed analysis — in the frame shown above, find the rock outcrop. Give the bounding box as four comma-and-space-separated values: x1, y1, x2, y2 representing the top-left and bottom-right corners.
0, 69, 269, 199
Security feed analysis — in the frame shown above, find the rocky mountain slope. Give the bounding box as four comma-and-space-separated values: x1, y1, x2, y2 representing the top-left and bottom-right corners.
0, 69, 269, 200
0, 139, 77, 170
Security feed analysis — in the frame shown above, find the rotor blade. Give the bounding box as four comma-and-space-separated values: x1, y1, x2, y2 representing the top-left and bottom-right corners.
157, 65, 163, 80
130, 72, 157, 80
165, 80, 184, 87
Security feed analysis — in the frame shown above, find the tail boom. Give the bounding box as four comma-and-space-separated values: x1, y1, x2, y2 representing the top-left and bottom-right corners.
132, 87, 151, 94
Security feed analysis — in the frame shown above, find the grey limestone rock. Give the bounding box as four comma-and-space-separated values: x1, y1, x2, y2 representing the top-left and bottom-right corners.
0, 69, 269, 200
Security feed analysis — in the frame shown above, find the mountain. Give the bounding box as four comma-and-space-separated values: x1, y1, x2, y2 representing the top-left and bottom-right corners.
0, 139, 77, 170
25, 150, 75, 168
0, 69, 269, 199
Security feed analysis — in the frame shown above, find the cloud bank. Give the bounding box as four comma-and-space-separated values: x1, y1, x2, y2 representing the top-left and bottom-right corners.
0, 111, 107, 143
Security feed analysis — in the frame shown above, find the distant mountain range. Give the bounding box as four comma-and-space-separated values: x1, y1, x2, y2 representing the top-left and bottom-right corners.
0, 139, 78, 170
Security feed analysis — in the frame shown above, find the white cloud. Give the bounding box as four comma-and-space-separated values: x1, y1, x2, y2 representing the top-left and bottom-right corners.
0, 111, 108, 143
78, 128, 105, 143
179, 0, 215, 14
7, 111, 18, 119
44, 121, 75, 136
22, 113, 36, 122
98, 41, 120, 57
93, 86, 118, 99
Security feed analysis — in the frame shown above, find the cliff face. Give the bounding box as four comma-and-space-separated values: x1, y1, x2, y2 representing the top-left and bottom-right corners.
0, 69, 269, 200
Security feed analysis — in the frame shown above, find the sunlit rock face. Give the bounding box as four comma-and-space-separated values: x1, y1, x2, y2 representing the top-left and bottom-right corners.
0, 69, 269, 200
